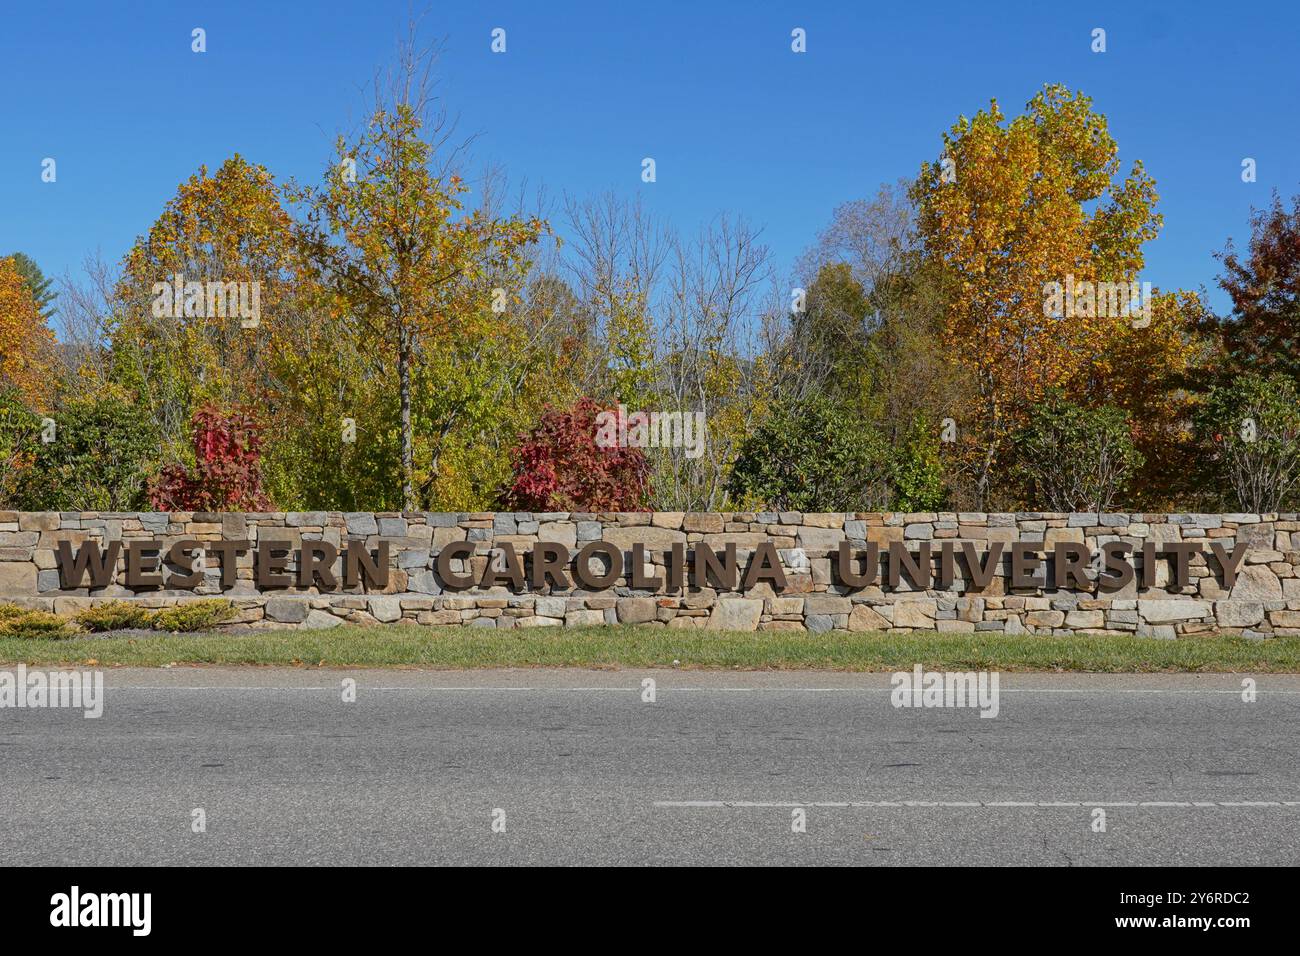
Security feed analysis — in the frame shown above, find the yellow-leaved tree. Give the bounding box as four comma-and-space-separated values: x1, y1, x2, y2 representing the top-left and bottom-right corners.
913, 84, 1162, 507
291, 84, 547, 509
111, 155, 298, 458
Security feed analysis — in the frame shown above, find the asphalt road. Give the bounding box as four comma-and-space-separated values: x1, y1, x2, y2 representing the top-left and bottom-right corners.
1, 667, 1297, 865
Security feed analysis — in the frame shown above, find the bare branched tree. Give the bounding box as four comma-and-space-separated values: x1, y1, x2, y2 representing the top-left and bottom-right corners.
794, 180, 918, 292
657, 214, 773, 508
562, 190, 671, 330
55, 252, 119, 389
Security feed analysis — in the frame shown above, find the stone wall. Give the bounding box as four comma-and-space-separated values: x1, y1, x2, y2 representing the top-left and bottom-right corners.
1, 511, 1298, 636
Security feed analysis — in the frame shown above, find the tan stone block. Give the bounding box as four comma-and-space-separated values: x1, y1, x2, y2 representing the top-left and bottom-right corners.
893, 600, 937, 627
19, 513, 60, 531
682, 514, 724, 534
53, 596, 93, 614
1064, 609, 1104, 628
1044, 527, 1085, 548
1026, 610, 1065, 627
867, 526, 903, 546
603, 526, 686, 552
804, 594, 851, 615
36, 530, 87, 548
847, 604, 890, 631
766, 597, 805, 615
617, 597, 657, 624
0, 562, 37, 594
935, 620, 975, 633
417, 610, 462, 625
433, 526, 468, 549
803, 514, 846, 529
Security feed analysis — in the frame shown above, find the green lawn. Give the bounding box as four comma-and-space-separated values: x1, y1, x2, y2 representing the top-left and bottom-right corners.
1, 626, 1299, 672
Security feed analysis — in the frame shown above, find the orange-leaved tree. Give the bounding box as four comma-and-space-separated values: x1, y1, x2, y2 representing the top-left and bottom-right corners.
0, 255, 59, 410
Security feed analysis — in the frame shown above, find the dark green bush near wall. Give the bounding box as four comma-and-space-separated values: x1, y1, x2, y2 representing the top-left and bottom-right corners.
0, 386, 40, 505
1194, 372, 1300, 513
13, 395, 158, 511
727, 396, 894, 511
889, 416, 946, 512
1012, 391, 1143, 512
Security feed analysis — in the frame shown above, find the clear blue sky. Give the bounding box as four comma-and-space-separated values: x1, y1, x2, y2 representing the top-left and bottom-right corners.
3, 0, 1298, 318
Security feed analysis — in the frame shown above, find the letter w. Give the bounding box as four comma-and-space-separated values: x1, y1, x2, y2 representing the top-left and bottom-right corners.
56, 541, 121, 588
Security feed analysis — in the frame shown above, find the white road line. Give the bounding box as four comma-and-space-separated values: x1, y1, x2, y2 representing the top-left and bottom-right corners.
654, 799, 1300, 809
99, 685, 1300, 694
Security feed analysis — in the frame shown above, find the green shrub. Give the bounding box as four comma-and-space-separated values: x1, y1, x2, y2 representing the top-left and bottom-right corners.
151, 599, 236, 633
1012, 391, 1143, 512
727, 396, 892, 511
890, 417, 946, 511
75, 600, 156, 632
0, 609, 80, 640
15, 394, 159, 511
0, 387, 41, 508
1194, 372, 1300, 513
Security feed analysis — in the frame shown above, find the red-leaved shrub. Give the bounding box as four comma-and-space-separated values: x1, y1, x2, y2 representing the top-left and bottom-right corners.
149, 404, 271, 511
505, 397, 650, 511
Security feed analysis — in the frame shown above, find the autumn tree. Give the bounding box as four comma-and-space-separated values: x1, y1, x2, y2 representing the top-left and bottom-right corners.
111, 155, 297, 457
1210, 190, 1300, 385
293, 43, 546, 510
1078, 290, 1213, 508
259, 290, 404, 511
0, 255, 59, 410
913, 85, 1162, 507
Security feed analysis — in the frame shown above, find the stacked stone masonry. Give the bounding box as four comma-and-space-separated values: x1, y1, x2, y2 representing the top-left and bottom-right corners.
1, 511, 1298, 637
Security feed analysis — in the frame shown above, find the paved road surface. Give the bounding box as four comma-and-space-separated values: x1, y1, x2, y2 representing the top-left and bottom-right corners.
1, 667, 1297, 865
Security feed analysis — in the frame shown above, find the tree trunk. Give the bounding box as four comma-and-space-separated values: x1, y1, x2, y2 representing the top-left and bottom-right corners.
399, 322, 414, 511
975, 387, 999, 511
